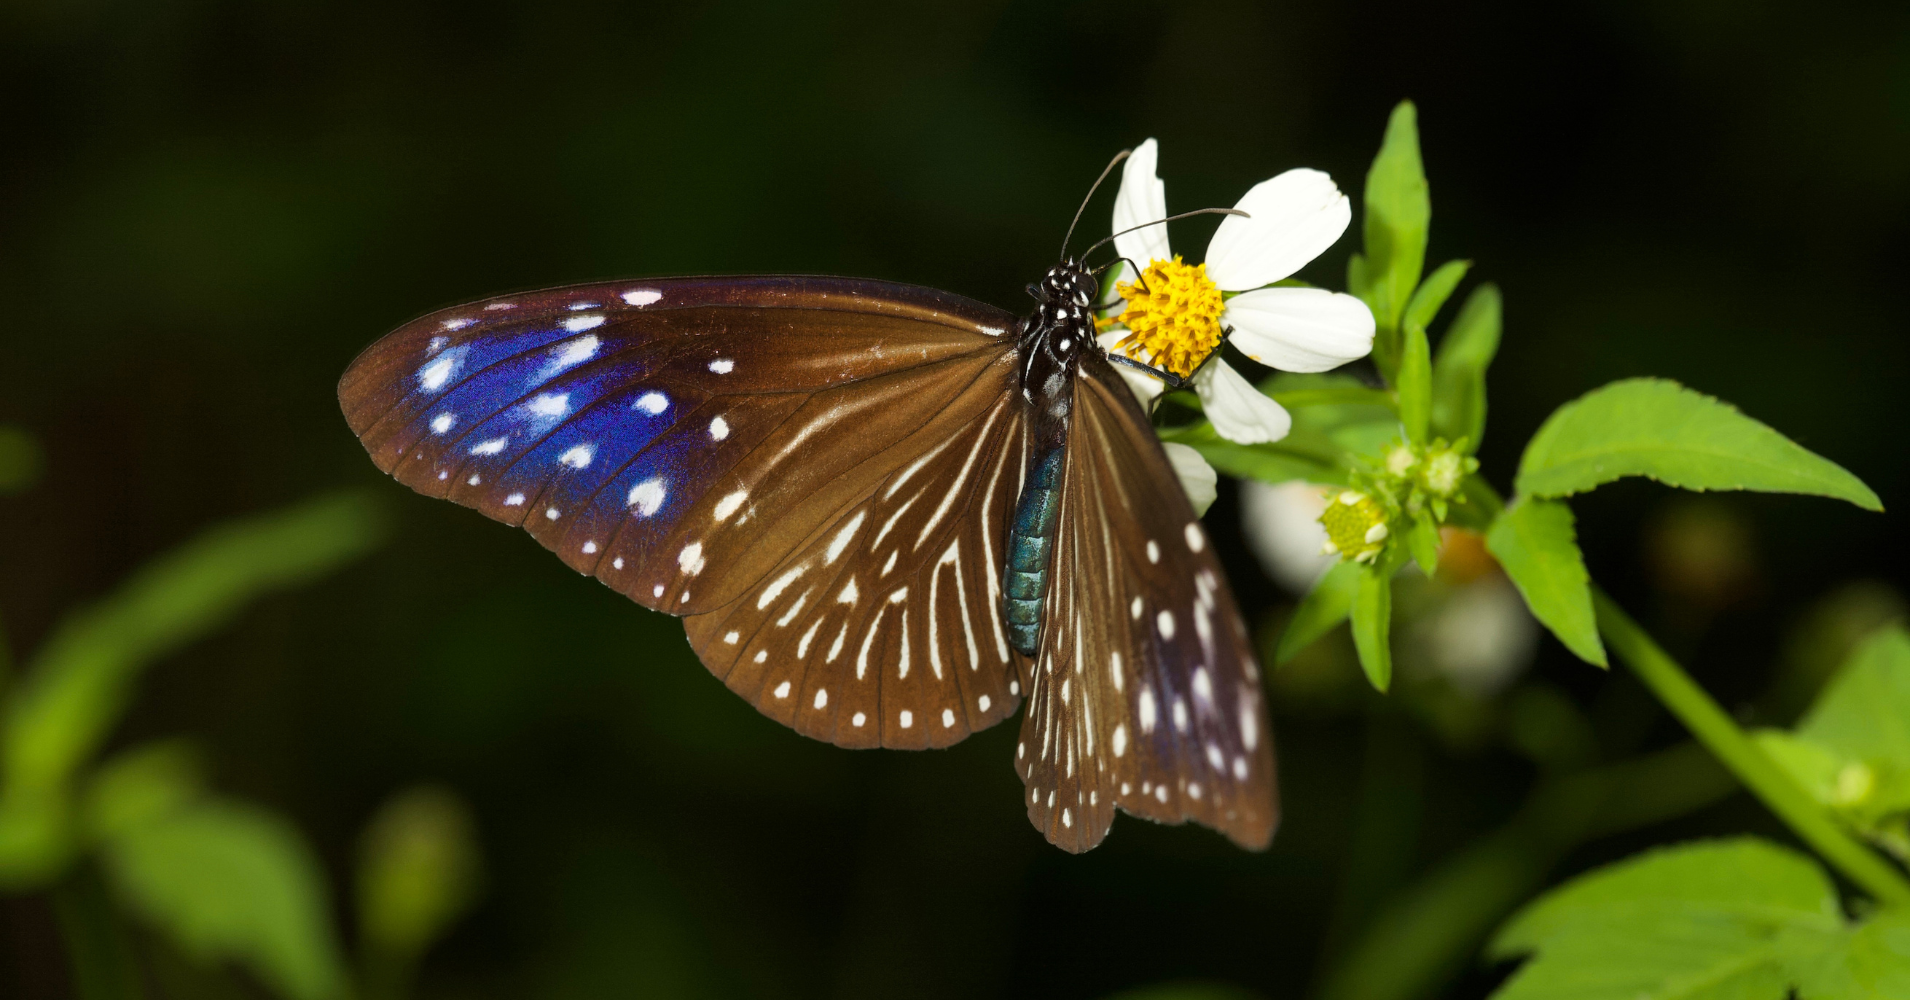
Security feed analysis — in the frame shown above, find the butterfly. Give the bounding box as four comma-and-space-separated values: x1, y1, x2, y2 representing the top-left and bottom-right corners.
337, 162, 1277, 853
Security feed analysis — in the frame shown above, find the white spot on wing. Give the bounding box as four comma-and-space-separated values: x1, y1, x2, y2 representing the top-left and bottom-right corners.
430, 412, 456, 435
979, 695, 991, 712
1140, 688, 1157, 733
1146, 539, 1160, 563
757, 564, 807, 609
469, 436, 508, 456
942, 708, 955, 729
540, 335, 600, 377
899, 710, 913, 729
628, 479, 666, 516
503, 493, 525, 506
713, 491, 747, 522
723, 631, 740, 645
622, 288, 662, 306
708, 358, 734, 374
1185, 522, 1206, 552
418, 354, 459, 391
525, 393, 570, 418
558, 444, 594, 468
635, 392, 668, 415
773, 681, 791, 699
709, 415, 729, 440
825, 511, 867, 564
562, 315, 604, 333
813, 687, 828, 709
852, 711, 866, 727
1113, 724, 1128, 757
678, 542, 705, 575
1157, 610, 1176, 639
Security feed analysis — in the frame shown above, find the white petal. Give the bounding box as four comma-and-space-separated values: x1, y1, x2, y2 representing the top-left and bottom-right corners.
1194, 357, 1292, 444
1240, 481, 1336, 594
1110, 138, 1171, 286
1162, 442, 1218, 517
1224, 287, 1375, 372
1204, 168, 1351, 291
1095, 328, 1166, 405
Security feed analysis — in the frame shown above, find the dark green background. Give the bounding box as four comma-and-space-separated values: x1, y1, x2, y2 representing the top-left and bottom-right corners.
4, 1, 1907, 997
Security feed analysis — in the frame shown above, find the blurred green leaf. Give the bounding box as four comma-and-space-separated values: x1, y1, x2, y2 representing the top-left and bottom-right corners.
1431, 283, 1501, 450
1351, 559, 1395, 692
357, 786, 481, 963
1160, 422, 1346, 488
1407, 512, 1440, 577
1488, 837, 1910, 1000
1797, 628, 1910, 774
1402, 259, 1471, 338
1277, 560, 1360, 664
102, 799, 346, 1000
0, 426, 43, 496
3, 492, 386, 802
85, 742, 206, 841
1360, 100, 1431, 379
1486, 498, 1605, 667
1515, 379, 1881, 510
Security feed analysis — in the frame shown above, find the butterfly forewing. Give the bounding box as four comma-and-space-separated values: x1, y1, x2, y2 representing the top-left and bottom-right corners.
1017, 353, 1278, 853
340, 276, 1032, 747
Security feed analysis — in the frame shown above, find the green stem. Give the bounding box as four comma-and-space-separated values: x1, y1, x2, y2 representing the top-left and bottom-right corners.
1593, 589, 1910, 905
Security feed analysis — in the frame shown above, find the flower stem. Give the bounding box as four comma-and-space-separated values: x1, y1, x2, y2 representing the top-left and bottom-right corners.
1592, 588, 1910, 905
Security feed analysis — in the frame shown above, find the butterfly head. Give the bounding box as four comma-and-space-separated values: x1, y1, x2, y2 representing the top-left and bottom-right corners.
1034, 258, 1099, 309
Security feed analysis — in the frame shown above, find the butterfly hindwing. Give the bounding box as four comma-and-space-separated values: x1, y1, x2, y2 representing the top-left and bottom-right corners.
1016, 353, 1278, 853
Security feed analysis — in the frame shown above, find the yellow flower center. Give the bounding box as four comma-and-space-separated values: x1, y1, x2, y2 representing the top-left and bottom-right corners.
1100, 256, 1225, 378
1320, 490, 1391, 564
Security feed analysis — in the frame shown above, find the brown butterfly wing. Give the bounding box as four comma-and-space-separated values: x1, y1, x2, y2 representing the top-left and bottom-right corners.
1014, 352, 1279, 852
339, 276, 1031, 748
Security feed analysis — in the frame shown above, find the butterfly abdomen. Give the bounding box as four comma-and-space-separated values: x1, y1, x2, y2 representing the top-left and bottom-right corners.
1003, 446, 1066, 655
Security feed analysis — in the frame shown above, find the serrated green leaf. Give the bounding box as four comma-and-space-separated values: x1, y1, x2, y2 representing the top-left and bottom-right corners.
1398, 322, 1431, 443
1361, 102, 1431, 379
1485, 498, 1605, 666
2, 492, 387, 799
1432, 283, 1501, 449
1351, 561, 1394, 692
103, 799, 346, 1000
1516, 378, 1881, 510
1490, 838, 1910, 1000
1402, 259, 1472, 337
1277, 560, 1360, 664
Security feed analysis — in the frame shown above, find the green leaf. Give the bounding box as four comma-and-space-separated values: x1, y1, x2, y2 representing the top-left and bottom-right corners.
1402, 259, 1472, 337
1797, 628, 1910, 773
2, 492, 387, 799
1350, 559, 1395, 692
0, 425, 43, 495
1160, 422, 1346, 488
1431, 283, 1501, 449
357, 786, 482, 961
1360, 102, 1431, 381
1515, 378, 1881, 510
1277, 561, 1361, 664
102, 800, 346, 1000
1398, 322, 1432, 444
1407, 512, 1440, 576
1486, 498, 1605, 666
85, 741, 206, 840
1489, 837, 1908, 1000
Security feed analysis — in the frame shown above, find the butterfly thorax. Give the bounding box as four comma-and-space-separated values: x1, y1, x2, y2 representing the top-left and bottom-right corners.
1002, 259, 1099, 656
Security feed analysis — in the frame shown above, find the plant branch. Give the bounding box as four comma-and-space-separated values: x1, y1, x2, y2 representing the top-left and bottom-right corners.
1592, 588, 1910, 905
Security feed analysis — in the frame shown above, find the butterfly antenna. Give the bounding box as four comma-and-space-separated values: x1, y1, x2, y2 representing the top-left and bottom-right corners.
1059, 148, 1133, 261
1083, 207, 1250, 261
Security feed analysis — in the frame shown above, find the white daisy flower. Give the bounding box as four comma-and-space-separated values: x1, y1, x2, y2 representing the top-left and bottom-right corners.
1098, 139, 1377, 445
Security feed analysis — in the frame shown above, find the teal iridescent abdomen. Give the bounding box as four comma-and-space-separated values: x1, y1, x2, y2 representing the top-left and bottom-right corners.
1003, 446, 1067, 655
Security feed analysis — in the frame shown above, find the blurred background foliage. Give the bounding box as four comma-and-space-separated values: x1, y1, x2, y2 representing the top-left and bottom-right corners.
2, 0, 1908, 998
